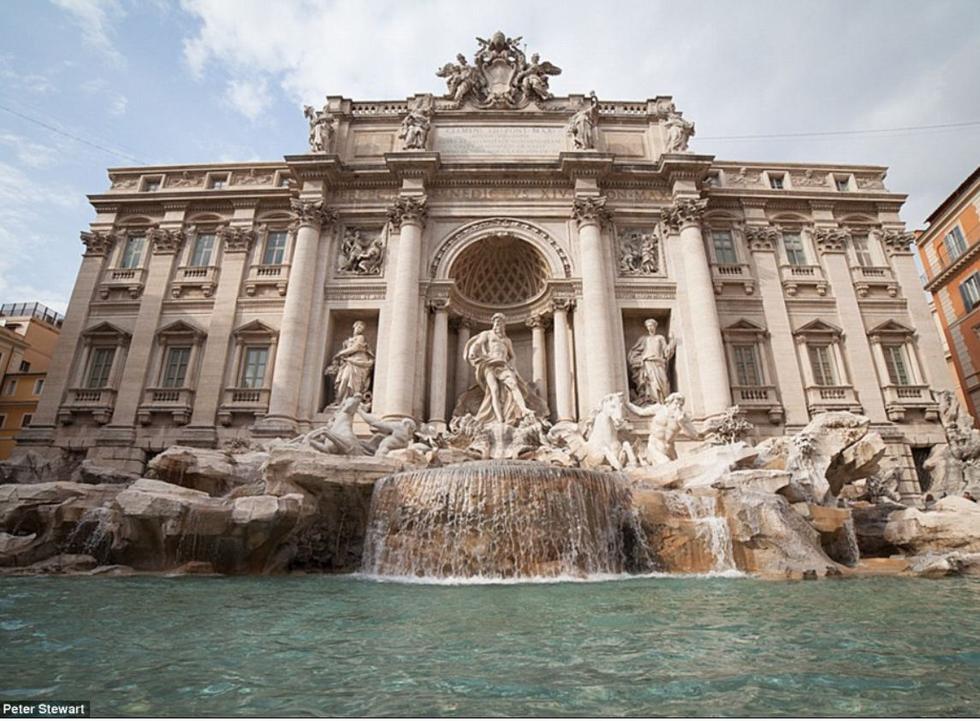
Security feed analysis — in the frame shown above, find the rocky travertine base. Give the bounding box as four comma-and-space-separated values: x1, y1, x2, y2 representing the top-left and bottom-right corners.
0, 410, 978, 579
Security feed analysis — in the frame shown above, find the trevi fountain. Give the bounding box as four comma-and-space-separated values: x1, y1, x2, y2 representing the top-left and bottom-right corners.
2, 31, 978, 717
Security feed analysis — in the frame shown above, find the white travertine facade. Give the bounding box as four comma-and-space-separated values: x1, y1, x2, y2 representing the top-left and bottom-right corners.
20, 33, 951, 498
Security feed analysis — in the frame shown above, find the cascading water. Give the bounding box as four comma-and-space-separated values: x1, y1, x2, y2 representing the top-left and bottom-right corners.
361, 460, 652, 579
63, 506, 116, 563
665, 492, 736, 573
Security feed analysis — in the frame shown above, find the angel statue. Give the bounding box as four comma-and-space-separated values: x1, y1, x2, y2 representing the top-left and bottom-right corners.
514, 53, 562, 103
303, 104, 335, 153
436, 54, 484, 104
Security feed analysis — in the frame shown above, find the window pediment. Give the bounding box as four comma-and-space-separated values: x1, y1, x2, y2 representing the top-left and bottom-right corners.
793, 319, 843, 338
156, 319, 206, 340
82, 321, 132, 342
233, 319, 278, 340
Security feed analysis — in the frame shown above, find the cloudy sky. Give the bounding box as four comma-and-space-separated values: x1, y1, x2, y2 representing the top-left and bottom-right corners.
1, 0, 978, 311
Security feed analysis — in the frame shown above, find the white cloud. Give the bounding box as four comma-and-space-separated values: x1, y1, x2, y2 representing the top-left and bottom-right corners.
51, 0, 125, 64
0, 133, 62, 169
223, 77, 270, 120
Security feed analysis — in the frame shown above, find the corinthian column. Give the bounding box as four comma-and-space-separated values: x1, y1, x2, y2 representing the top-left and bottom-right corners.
383, 196, 427, 419
573, 196, 619, 410
526, 314, 549, 407
551, 299, 575, 422
258, 198, 335, 434
453, 318, 472, 402
427, 299, 449, 426
665, 198, 731, 416
26, 231, 116, 435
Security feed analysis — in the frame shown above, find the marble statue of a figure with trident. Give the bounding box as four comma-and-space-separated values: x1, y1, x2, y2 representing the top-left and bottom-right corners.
464, 313, 538, 425
628, 318, 676, 404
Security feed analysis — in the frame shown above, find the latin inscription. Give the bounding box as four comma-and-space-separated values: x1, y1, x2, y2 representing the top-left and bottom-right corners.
434, 126, 564, 156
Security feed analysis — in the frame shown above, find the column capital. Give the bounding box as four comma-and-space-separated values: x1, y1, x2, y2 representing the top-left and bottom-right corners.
813, 226, 849, 255
881, 229, 915, 257
80, 229, 117, 257
148, 227, 185, 255
662, 197, 707, 232
427, 297, 450, 313
572, 196, 611, 228
526, 313, 550, 330
550, 297, 576, 313
387, 196, 428, 227
743, 224, 780, 253
218, 226, 256, 254
289, 198, 336, 229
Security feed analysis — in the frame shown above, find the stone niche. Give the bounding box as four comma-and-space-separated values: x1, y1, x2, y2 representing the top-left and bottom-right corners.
622, 310, 676, 400
321, 310, 380, 411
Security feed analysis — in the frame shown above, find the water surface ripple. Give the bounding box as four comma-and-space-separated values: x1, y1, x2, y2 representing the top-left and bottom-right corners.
1, 575, 978, 716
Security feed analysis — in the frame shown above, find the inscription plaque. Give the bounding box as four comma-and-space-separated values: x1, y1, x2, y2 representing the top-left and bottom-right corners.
434, 126, 564, 156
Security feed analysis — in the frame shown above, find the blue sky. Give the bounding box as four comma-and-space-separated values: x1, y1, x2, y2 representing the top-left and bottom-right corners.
2, 0, 978, 312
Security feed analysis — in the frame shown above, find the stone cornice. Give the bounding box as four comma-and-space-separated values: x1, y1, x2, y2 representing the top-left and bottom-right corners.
924, 240, 980, 292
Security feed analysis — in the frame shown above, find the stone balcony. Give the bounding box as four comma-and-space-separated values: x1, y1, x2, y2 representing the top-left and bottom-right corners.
58, 387, 117, 425
731, 385, 784, 423
138, 387, 194, 425
710, 263, 755, 295
98, 267, 146, 300
882, 384, 938, 422
244, 263, 290, 297
218, 387, 271, 425
805, 385, 862, 414
171, 265, 219, 298
850, 265, 898, 298
779, 264, 828, 297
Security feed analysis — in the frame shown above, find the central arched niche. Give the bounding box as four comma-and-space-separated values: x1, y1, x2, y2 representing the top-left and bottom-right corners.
449, 235, 549, 308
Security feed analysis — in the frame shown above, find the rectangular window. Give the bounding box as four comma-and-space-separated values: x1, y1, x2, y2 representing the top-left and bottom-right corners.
782, 232, 807, 266
86, 347, 116, 388
883, 344, 912, 386
835, 176, 850, 192
960, 273, 980, 311
161, 346, 191, 388
240, 346, 269, 389
3, 379, 16, 396
851, 233, 874, 267
808, 344, 837, 386
711, 230, 738, 264
142, 178, 161, 192
33, 378, 44, 395
769, 173, 785, 190
262, 231, 288, 265
278, 176, 290, 188
20, 414, 32, 428
731, 344, 763, 386
189, 233, 215, 267
944, 226, 967, 260
18, 360, 30, 372
209, 174, 228, 190
119, 236, 145, 269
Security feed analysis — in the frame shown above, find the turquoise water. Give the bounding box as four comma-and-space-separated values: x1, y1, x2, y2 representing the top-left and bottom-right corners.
1, 574, 979, 717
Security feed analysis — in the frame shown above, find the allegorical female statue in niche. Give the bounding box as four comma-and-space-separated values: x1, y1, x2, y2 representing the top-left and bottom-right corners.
628, 318, 676, 404
324, 321, 375, 409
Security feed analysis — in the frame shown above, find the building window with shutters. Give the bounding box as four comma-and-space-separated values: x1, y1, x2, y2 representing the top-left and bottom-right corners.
959, 272, 980, 312
161, 346, 192, 388
807, 344, 838, 386
262, 230, 288, 265
711, 230, 738, 264
782, 231, 807, 266
944, 225, 967, 261
240, 346, 269, 389
731, 344, 763, 386
119, 235, 146, 269
189, 233, 216, 267
86, 347, 116, 388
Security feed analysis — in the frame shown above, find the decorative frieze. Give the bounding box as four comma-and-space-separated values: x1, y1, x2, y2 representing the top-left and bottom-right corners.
617, 228, 660, 275
387, 196, 428, 227
661, 198, 707, 231
571, 196, 611, 227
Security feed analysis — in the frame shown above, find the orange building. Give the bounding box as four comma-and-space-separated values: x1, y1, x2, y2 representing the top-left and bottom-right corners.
917, 167, 980, 421
0, 303, 63, 458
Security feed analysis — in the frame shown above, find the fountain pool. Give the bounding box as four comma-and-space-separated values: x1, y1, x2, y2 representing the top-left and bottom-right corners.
1, 575, 978, 717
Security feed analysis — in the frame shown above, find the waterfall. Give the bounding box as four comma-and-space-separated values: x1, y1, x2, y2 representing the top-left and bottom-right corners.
665, 493, 736, 573
63, 506, 115, 563
361, 460, 652, 580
